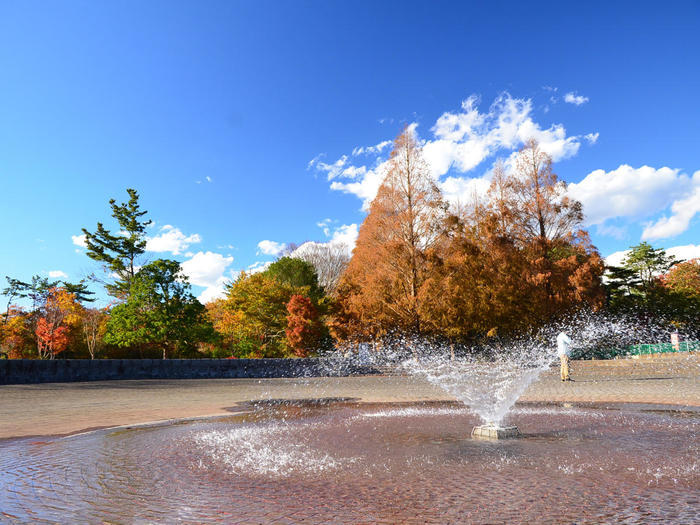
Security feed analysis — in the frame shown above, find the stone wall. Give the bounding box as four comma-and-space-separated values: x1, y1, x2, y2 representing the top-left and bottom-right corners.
0, 358, 379, 385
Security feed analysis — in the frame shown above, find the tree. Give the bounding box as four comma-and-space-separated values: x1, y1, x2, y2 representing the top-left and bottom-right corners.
82, 188, 152, 297
104, 259, 215, 359
34, 287, 81, 359
334, 127, 448, 339
285, 295, 322, 357
485, 142, 604, 319
81, 307, 108, 359
509, 139, 584, 249
2, 277, 30, 325
265, 257, 323, 300
212, 272, 305, 357
0, 307, 32, 358
292, 243, 350, 295
661, 259, 700, 300
621, 242, 677, 293
62, 280, 96, 303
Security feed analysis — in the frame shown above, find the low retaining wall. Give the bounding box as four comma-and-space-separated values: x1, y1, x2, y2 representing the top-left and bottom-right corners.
0, 358, 380, 385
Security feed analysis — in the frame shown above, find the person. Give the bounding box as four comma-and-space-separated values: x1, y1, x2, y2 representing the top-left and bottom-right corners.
557, 331, 572, 382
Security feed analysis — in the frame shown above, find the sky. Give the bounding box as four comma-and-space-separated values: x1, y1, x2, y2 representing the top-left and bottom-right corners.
1, 1, 699, 304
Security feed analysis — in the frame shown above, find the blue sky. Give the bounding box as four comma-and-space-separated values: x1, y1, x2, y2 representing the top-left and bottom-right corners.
1, 1, 699, 303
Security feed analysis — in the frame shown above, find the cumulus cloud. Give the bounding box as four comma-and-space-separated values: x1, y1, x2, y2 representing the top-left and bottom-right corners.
146, 225, 201, 255
181, 251, 234, 303
311, 93, 595, 209
564, 92, 589, 106
257, 240, 287, 256
329, 223, 359, 248
567, 165, 694, 235
642, 171, 700, 240
72, 234, 87, 248
48, 270, 68, 279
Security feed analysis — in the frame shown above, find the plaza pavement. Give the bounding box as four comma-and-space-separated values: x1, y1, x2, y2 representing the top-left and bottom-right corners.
1, 354, 698, 439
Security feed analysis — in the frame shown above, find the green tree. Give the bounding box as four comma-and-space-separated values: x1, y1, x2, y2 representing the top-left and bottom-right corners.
621, 242, 677, 293
62, 280, 96, 303
104, 259, 215, 359
265, 257, 323, 300
82, 188, 152, 297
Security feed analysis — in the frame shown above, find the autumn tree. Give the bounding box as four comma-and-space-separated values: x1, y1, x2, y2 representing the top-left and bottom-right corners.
508, 139, 584, 249
661, 258, 700, 300
0, 307, 32, 358
82, 188, 152, 297
285, 294, 322, 357
104, 259, 215, 359
485, 142, 604, 320
212, 272, 306, 357
35, 287, 81, 359
334, 127, 448, 339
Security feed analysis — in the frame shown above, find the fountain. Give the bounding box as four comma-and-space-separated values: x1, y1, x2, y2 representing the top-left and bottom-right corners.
395, 330, 560, 439
1, 311, 696, 522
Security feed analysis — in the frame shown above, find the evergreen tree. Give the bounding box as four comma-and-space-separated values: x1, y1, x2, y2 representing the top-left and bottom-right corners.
82, 188, 152, 297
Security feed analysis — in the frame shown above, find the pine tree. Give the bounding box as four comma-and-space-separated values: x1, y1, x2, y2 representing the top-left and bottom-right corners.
82, 188, 152, 297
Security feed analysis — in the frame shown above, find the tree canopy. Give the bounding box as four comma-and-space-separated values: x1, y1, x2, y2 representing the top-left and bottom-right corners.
82, 188, 152, 297
104, 259, 215, 358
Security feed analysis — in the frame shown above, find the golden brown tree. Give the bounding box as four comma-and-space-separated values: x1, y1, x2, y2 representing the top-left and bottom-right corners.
485, 141, 604, 320
333, 127, 448, 339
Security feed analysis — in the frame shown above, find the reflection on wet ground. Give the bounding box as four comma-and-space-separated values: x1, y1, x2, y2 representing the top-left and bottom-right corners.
1, 401, 698, 524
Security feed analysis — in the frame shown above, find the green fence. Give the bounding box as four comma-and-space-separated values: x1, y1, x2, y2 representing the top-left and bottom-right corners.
574, 340, 699, 360
627, 341, 700, 355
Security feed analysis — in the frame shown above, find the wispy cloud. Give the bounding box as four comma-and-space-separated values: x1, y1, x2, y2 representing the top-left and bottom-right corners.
564, 92, 589, 106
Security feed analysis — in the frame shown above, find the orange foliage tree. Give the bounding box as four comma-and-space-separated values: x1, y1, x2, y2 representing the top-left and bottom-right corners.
35, 287, 81, 359
332, 126, 448, 340
660, 259, 700, 300
285, 294, 322, 357
333, 135, 605, 345
0, 307, 33, 358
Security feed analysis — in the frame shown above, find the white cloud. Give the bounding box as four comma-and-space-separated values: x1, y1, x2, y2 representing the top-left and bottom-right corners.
312, 93, 595, 209
181, 251, 234, 303
567, 165, 694, 233
584, 132, 599, 145
257, 240, 287, 256
312, 155, 349, 181
317, 218, 333, 237
564, 92, 589, 106
642, 171, 700, 240
352, 140, 392, 156
329, 223, 359, 249
48, 270, 68, 279
247, 261, 273, 274
439, 176, 491, 210
146, 225, 201, 255
72, 234, 87, 248
205, 176, 212, 183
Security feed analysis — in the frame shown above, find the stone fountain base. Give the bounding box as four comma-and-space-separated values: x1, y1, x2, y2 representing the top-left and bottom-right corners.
471, 425, 520, 439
